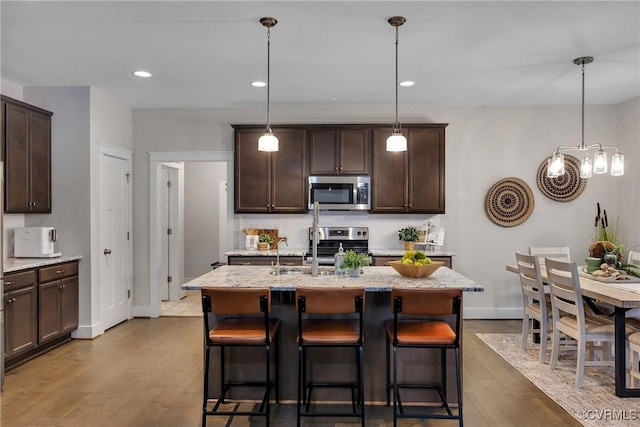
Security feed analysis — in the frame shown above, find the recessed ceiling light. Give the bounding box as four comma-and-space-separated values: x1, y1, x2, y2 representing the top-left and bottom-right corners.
399, 81, 415, 87
133, 70, 152, 78
251, 81, 267, 87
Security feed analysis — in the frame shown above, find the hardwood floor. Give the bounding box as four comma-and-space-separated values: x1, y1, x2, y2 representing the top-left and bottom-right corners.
0, 318, 580, 426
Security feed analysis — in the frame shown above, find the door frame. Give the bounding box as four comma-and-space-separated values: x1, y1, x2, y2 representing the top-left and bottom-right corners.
148, 151, 234, 318
97, 143, 133, 332
159, 162, 184, 301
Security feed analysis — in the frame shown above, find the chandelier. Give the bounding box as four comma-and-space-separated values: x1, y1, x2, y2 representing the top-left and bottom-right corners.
547, 57, 624, 178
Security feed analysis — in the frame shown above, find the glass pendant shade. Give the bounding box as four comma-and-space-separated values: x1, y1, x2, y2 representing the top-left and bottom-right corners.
580, 156, 592, 178
386, 132, 407, 152
610, 153, 624, 176
547, 153, 565, 178
593, 150, 607, 174
258, 131, 279, 152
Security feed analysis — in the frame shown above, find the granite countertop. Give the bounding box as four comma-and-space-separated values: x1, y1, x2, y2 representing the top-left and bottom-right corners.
4, 255, 83, 273
182, 265, 483, 292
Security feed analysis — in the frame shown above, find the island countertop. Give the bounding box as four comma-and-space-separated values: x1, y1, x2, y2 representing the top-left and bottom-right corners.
182, 265, 483, 292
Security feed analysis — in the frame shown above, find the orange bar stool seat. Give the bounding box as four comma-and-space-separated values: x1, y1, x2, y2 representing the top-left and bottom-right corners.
385, 288, 463, 427
201, 287, 280, 427
296, 287, 366, 426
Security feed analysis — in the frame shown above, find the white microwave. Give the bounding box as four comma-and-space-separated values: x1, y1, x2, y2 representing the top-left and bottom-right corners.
14, 227, 61, 258
308, 176, 370, 211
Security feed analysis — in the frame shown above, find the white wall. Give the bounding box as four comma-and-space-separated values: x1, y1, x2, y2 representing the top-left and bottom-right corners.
183, 162, 227, 281
616, 97, 640, 252
18, 86, 132, 338
132, 102, 633, 318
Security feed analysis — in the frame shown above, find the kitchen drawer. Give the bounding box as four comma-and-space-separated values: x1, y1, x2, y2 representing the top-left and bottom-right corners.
228, 256, 304, 266
38, 261, 79, 283
4, 269, 37, 291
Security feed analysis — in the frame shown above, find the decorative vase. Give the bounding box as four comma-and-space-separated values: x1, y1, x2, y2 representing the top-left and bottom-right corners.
348, 268, 360, 277
257, 242, 268, 251
404, 241, 415, 251
603, 253, 618, 266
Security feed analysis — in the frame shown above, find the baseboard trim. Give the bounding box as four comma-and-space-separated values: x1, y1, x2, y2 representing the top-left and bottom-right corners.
464, 307, 522, 319
73, 323, 104, 339
133, 305, 157, 318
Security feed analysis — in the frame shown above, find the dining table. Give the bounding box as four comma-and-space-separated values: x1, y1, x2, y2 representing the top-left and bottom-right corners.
506, 263, 640, 398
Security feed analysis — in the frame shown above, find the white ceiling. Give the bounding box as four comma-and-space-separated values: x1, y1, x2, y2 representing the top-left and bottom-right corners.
1, 1, 639, 109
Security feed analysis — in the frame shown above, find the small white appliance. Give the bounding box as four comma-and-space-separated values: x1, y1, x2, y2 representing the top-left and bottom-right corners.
13, 227, 62, 258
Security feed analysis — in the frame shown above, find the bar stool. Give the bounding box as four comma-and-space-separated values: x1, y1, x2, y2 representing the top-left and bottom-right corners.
201, 287, 280, 427
295, 287, 365, 427
385, 288, 463, 427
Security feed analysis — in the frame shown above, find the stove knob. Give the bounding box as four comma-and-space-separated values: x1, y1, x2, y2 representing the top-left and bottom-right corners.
357, 231, 361, 236
363, 231, 367, 236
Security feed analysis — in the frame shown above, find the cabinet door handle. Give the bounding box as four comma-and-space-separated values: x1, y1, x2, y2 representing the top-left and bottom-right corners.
409, 204, 412, 208
335, 166, 338, 170
240, 262, 251, 265
5, 280, 14, 286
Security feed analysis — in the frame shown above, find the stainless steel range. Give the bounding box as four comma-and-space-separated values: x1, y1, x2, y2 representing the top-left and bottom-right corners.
306, 226, 369, 265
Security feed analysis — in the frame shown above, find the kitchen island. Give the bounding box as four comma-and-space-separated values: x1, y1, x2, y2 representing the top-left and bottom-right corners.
183, 265, 483, 403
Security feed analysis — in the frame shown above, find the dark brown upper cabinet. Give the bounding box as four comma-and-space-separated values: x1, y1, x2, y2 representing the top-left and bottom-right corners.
2, 95, 53, 213
309, 127, 370, 175
234, 126, 308, 213
371, 124, 447, 214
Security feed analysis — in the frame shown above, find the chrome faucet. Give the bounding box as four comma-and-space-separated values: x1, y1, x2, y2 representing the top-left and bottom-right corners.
274, 237, 288, 274
311, 202, 320, 277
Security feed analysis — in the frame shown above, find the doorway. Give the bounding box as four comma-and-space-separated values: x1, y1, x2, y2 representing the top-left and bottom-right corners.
160, 163, 184, 301
149, 152, 234, 318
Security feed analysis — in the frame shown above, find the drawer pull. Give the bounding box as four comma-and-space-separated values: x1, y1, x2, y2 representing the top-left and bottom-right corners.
5, 280, 14, 286
56, 270, 64, 275
240, 262, 251, 266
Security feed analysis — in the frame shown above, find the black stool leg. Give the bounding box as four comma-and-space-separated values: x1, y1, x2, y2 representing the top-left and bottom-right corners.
441, 347, 447, 398
393, 345, 398, 427
202, 345, 210, 427
265, 343, 271, 427
455, 347, 464, 427
219, 346, 225, 402
386, 339, 391, 405
275, 334, 280, 403
358, 344, 365, 427
297, 344, 302, 427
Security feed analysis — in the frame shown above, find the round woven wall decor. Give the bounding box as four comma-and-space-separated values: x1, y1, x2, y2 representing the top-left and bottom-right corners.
485, 177, 535, 227
536, 155, 586, 202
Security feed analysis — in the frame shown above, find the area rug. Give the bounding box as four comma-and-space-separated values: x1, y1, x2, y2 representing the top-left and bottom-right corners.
476, 333, 640, 426
161, 290, 201, 317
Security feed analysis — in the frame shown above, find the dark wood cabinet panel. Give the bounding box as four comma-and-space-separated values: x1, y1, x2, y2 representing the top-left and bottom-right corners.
4, 270, 38, 359
371, 125, 446, 213
38, 261, 79, 343
309, 128, 370, 175
38, 280, 61, 343
234, 126, 307, 213
2, 95, 52, 213
60, 277, 79, 335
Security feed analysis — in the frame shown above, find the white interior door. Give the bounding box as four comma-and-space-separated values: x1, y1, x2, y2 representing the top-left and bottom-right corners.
99, 153, 131, 330
160, 164, 184, 301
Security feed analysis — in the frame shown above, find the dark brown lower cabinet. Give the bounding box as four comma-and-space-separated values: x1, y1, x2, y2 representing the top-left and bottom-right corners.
4, 260, 79, 370
3, 270, 38, 360
227, 256, 304, 266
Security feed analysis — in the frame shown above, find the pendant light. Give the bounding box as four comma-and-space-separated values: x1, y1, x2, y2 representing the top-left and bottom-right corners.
386, 16, 407, 152
258, 17, 278, 152
547, 57, 624, 178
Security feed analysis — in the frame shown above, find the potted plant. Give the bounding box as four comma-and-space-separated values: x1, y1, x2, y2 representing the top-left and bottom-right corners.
258, 233, 274, 251
398, 225, 421, 251
589, 203, 624, 262
341, 250, 370, 277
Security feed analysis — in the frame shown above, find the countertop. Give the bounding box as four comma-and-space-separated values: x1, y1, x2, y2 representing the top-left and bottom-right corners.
224, 249, 455, 257
4, 255, 83, 273
182, 265, 483, 292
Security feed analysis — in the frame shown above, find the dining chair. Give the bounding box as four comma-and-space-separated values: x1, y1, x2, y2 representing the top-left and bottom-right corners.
529, 246, 571, 266
545, 258, 616, 389
515, 252, 551, 363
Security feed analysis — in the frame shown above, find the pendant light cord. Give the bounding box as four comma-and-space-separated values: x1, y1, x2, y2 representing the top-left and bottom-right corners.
580, 62, 585, 150
394, 25, 400, 132
266, 26, 272, 133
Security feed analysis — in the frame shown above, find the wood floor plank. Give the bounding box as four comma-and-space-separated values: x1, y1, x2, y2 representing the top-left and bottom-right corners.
1, 318, 582, 426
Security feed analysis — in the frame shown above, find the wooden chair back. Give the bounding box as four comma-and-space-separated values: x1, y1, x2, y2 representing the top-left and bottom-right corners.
201, 287, 271, 315
529, 246, 571, 267
545, 258, 584, 324
296, 287, 365, 314
515, 252, 546, 313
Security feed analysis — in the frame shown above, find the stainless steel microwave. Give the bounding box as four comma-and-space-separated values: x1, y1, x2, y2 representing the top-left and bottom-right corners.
308, 176, 370, 211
